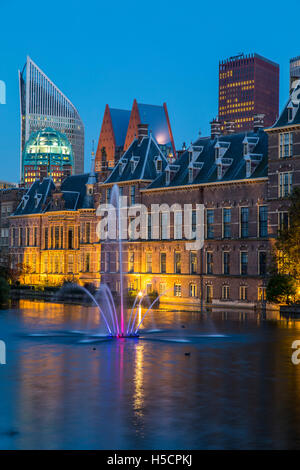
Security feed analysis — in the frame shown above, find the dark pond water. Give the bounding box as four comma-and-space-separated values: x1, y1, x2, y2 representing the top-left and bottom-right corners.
0, 299, 300, 449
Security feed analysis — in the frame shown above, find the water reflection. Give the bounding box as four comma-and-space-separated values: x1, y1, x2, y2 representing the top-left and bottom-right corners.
1, 300, 300, 449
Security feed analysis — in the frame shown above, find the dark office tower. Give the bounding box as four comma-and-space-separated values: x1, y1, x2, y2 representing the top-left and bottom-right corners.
290, 56, 300, 89
218, 53, 279, 132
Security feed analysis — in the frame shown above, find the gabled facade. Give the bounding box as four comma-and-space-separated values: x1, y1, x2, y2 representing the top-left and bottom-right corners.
95, 105, 131, 172
98, 122, 270, 307
123, 100, 175, 156
95, 99, 175, 174
9, 171, 100, 287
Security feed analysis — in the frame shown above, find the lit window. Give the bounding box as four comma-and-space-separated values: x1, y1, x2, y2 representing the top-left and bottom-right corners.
128, 252, 134, 273
240, 286, 248, 301
146, 253, 152, 273
174, 284, 182, 297
174, 251, 181, 274
189, 284, 197, 297
258, 287, 266, 301
222, 285, 230, 300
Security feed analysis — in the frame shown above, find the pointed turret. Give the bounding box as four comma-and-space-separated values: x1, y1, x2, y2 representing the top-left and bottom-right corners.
83, 143, 97, 208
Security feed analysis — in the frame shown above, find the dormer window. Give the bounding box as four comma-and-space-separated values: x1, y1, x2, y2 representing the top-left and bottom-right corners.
119, 159, 127, 175
189, 168, 193, 183
288, 107, 293, 122
34, 192, 42, 208
217, 164, 222, 180
166, 170, 170, 185
155, 156, 162, 173
243, 142, 248, 156
21, 195, 29, 210
130, 156, 139, 173
215, 147, 220, 160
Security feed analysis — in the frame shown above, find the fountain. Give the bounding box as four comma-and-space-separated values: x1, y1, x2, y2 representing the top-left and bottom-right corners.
60, 184, 162, 339
25, 183, 224, 344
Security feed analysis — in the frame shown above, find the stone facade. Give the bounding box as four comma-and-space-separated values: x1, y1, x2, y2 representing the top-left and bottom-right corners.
99, 180, 269, 307
0, 188, 25, 266
8, 173, 100, 287
9, 209, 100, 287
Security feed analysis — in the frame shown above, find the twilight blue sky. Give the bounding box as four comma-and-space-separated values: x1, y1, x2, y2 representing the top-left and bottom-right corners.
0, 0, 299, 182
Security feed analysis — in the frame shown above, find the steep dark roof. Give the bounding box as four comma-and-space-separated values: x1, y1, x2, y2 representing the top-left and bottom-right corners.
13, 173, 97, 216
272, 80, 300, 128
147, 129, 268, 190
60, 173, 96, 209
110, 108, 131, 147
104, 134, 168, 184
13, 178, 55, 215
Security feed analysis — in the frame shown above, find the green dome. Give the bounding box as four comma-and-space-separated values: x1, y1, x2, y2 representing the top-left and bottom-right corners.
23, 127, 73, 169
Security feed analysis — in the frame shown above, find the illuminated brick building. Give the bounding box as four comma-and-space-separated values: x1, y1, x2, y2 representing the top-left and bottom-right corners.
99, 122, 270, 307
95, 100, 175, 173
9, 168, 100, 287
0, 181, 17, 189
218, 53, 279, 132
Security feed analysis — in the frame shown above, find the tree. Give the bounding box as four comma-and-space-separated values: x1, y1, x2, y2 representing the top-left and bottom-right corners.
277, 187, 300, 279
0, 277, 10, 306
266, 274, 296, 304
268, 187, 300, 303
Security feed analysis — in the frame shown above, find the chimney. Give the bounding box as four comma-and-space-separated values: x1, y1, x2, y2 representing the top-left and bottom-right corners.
210, 118, 221, 139
225, 121, 235, 134
253, 114, 265, 133
137, 123, 148, 142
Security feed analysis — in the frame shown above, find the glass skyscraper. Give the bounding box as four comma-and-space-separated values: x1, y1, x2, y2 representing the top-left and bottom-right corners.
19, 56, 84, 181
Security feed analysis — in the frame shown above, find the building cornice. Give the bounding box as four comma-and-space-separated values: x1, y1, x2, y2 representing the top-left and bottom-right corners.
9, 210, 80, 218
100, 179, 152, 187
265, 124, 300, 133
140, 177, 268, 194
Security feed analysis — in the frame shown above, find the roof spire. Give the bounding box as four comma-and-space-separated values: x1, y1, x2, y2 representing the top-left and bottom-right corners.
89, 140, 96, 176
86, 140, 97, 186
83, 142, 97, 208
